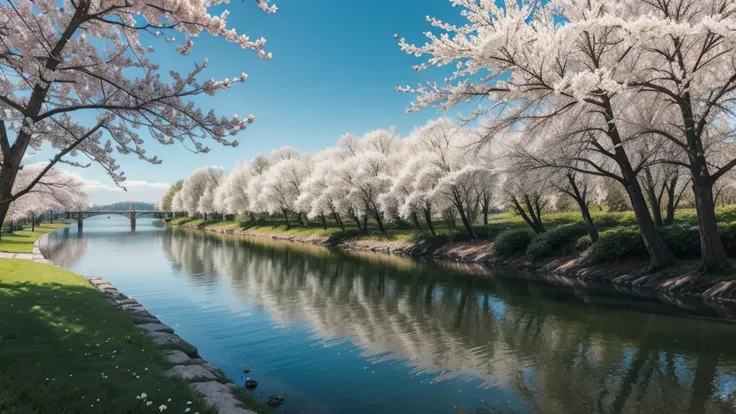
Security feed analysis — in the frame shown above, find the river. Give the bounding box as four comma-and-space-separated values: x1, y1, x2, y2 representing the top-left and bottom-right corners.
42, 216, 736, 414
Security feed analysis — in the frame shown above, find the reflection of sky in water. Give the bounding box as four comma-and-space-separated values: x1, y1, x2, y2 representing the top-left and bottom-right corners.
44, 217, 736, 414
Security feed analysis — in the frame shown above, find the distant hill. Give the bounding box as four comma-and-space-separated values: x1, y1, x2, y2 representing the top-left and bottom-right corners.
90, 202, 156, 211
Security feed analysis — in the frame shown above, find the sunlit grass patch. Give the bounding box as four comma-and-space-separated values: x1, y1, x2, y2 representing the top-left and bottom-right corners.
0, 260, 270, 414
0, 222, 71, 253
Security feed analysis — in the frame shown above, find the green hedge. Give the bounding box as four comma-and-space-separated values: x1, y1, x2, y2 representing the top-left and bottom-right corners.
586, 221, 736, 263
588, 227, 647, 263
526, 224, 589, 260
494, 229, 535, 257
660, 224, 701, 259
575, 235, 593, 252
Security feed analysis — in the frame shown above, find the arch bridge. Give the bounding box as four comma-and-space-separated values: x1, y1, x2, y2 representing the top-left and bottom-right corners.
66, 210, 172, 231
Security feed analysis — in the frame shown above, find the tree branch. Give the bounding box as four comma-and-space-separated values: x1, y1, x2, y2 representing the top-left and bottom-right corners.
0, 120, 105, 206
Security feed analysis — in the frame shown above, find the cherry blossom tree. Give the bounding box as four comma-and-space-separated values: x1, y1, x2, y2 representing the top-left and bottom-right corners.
214, 161, 255, 218
605, 0, 736, 272
334, 130, 402, 233
296, 148, 348, 230
159, 180, 183, 211
257, 151, 313, 228
177, 166, 223, 217
5, 163, 88, 235
0, 0, 277, 234
398, 0, 736, 273
396, 0, 676, 269
405, 118, 495, 238
379, 154, 437, 233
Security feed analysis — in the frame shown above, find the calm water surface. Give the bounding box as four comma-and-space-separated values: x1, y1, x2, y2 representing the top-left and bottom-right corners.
43, 216, 736, 414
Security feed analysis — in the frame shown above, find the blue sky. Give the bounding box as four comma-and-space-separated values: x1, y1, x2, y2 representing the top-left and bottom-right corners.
26, 0, 468, 205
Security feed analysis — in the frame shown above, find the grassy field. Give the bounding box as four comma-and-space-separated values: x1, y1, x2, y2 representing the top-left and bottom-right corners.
0, 260, 266, 414
171, 208, 651, 244
0, 222, 70, 253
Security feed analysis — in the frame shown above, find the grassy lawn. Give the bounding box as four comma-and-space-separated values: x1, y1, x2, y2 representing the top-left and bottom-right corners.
171, 209, 648, 245
0, 260, 228, 414
0, 223, 71, 253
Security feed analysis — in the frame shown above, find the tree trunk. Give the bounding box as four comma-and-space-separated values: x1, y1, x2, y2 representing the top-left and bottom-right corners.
411, 212, 421, 229
31, 212, 35, 232
625, 180, 674, 270
532, 195, 546, 233
443, 208, 456, 229
642, 167, 664, 228
0, 164, 21, 238
511, 196, 542, 234
332, 211, 345, 231
456, 206, 475, 239
692, 179, 730, 273
664, 177, 678, 226
601, 98, 674, 270
452, 190, 476, 238
423, 205, 436, 237
351, 211, 363, 232
566, 174, 599, 242
282, 209, 291, 229
362, 214, 368, 233
522, 195, 546, 234
321, 213, 327, 229
374, 210, 386, 233
577, 199, 598, 242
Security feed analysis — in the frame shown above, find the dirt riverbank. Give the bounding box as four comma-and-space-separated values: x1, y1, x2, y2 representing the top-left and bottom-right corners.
173, 222, 736, 305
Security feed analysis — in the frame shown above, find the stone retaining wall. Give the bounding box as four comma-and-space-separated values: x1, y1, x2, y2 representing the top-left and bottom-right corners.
85, 276, 257, 414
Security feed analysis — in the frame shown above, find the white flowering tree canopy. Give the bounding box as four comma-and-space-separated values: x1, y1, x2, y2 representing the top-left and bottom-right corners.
7, 163, 88, 221
0, 0, 277, 218
177, 166, 224, 216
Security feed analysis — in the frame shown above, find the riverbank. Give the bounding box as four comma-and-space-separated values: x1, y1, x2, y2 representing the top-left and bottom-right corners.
0, 253, 270, 413
170, 216, 736, 303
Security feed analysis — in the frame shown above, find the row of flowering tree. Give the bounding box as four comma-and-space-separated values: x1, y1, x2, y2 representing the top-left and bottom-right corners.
164, 110, 710, 253
393, 0, 736, 276
162, 119, 511, 238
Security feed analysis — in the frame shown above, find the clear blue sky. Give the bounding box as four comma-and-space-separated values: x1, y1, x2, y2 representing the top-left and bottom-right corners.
27, 0, 467, 205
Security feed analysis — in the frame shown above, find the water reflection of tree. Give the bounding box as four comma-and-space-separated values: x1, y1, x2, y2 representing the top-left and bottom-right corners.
160, 230, 736, 414
41, 229, 88, 268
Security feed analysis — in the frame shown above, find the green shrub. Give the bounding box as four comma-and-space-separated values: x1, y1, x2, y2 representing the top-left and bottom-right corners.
526, 223, 589, 260
494, 229, 535, 257
605, 184, 631, 212
575, 235, 593, 252
718, 221, 736, 256
660, 224, 701, 259
716, 205, 736, 223
589, 226, 647, 263
675, 209, 699, 225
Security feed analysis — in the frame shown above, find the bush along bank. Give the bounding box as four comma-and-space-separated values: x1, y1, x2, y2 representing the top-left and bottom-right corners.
167, 212, 736, 303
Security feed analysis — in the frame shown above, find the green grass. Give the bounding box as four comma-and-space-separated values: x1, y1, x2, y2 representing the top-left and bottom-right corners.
169, 206, 736, 255
0, 223, 71, 253
0, 260, 268, 414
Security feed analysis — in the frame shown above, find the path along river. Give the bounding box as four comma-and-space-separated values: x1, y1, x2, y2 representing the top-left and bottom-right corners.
42, 216, 736, 414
